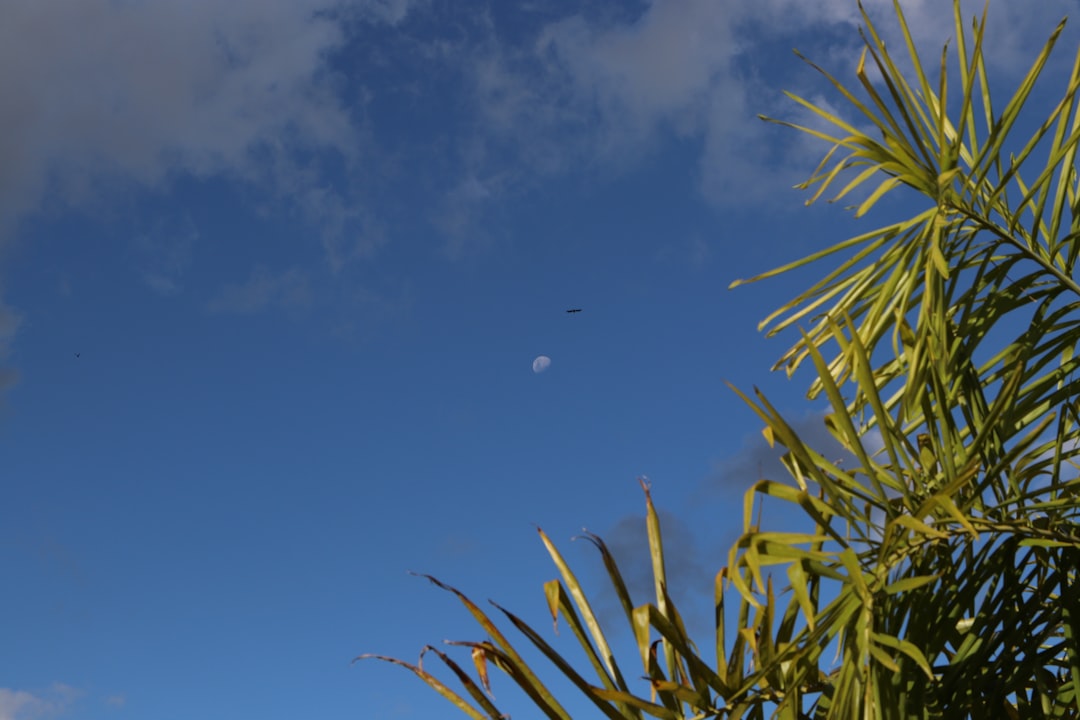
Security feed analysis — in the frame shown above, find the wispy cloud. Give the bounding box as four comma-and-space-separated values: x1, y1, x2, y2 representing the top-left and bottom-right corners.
131, 215, 199, 297
0, 297, 22, 396
207, 265, 311, 315
296, 184, 387, 273
355, 0, 423, 26
582, 495, 726, 638
705, 411, 860, 493
0, 300, 21, 355
600, 507, 708, 606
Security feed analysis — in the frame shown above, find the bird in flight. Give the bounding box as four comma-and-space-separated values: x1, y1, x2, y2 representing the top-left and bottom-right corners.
74, 353, 81, 358
565, 308, 582, 314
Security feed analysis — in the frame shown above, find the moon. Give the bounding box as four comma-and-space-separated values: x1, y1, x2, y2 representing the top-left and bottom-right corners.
532, 355, 551, 373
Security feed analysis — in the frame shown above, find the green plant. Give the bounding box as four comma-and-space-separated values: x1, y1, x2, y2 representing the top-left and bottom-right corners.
361, 2, 1080, 716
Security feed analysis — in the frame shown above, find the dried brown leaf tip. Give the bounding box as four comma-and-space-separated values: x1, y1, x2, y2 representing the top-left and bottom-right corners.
471, 645, 492, 696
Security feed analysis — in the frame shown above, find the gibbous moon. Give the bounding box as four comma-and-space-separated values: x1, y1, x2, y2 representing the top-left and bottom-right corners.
532, 355, 551, 373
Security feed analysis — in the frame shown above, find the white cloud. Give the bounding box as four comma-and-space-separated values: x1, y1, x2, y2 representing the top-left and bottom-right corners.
456, 0, 1080, 210
0, 685, 78, 720
452, 0, 826, 208
0, 689, 35, 720
0, 0, 368, 235
537, 0, 738, 147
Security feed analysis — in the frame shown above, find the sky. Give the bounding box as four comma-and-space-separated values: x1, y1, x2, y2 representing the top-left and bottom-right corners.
2, 1, 1078, 719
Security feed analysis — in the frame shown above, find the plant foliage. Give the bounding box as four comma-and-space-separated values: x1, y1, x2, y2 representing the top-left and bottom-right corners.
361, 2, 1080, 717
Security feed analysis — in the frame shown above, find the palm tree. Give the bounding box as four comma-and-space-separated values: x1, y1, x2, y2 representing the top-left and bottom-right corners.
361, 2, 1080, 716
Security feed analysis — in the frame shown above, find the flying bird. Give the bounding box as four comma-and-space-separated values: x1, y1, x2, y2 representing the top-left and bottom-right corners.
74, 353, 81, 358
565, 308, 582, 314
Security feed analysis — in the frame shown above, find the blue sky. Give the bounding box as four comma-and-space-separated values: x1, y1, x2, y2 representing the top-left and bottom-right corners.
2, 1, 1078, 718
